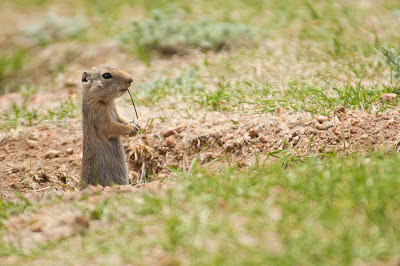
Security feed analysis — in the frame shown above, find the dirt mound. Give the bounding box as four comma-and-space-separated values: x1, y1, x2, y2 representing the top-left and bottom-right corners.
127, 108, 400, 181
2, 104, 399, 195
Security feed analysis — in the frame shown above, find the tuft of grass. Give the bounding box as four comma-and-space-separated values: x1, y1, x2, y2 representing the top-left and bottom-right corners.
45, 96, 79, 122
0, 85, 39, 129
0, 92, 79, 130
0, 50, 26, 95
381, 46, 400, 84
135, 68, 205, 105
0, 194, 31, 256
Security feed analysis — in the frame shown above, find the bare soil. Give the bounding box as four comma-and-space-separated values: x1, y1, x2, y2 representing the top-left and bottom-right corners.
1, 91, 400, 196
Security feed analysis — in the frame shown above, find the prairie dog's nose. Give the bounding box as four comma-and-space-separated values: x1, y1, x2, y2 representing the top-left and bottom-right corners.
128, 78, 133, 83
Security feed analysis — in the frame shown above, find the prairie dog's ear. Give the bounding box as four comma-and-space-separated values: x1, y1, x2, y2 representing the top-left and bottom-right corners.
82, 70, 90, 83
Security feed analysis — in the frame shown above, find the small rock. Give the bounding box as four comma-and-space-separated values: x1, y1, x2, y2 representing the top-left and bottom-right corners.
26, 140, 38, 149
316, 124, 326, 130
323, 145, 336, 153
162, 128, 175, 138
380, 93, 397, 102
315, 115, 328, 123
275, 107, 287, 115
61, 140, 68, 145
73, 215, 90, 232
248, 127, 259, 138
388, 119, 395, 125
31, 224, 43, 232
361, 133, 368, 139
259, 135, 269, 143
45, 150, 60, 159
335, 105, 345, 113
28, 134, 39, 141
66, 148, 73, 155
163, 135, 177, 147
298, 137, 310, 147
292, 136, 300, 146
333, 130, 341, 136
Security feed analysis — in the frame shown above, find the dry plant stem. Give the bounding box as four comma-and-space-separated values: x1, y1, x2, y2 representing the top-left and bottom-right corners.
127, 89, 139, 121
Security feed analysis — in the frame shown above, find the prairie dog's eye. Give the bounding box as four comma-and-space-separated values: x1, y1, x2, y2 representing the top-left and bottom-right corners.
102, 73, 112, 79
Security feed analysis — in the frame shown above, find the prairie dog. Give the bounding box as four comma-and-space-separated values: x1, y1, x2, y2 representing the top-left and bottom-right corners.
81, 66, 139, 187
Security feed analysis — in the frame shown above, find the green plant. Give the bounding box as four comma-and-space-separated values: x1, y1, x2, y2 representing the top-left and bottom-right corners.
46, 96, 79, 121
121, 9, 256, 64
24, 14, 88, 44
0, 85, 39, 129
0, 50, 26, 95
0, 91, 79, 130
380, 46, 400, 84
135, 68, 205, 105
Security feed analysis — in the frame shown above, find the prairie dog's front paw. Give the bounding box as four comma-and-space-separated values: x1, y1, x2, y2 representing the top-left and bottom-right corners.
124, 121, 140, 127
127, 123, 140, 137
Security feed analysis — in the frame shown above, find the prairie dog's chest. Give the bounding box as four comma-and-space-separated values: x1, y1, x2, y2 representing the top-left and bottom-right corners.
110, 107, 118, 121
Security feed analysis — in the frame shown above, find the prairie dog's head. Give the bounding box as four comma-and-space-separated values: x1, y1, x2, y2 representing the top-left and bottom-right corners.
81, 66, 133, 101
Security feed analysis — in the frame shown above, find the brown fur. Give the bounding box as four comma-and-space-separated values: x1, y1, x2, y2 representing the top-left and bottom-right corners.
80, 66, 139, 187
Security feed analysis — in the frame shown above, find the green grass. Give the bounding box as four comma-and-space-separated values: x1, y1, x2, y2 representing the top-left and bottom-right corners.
0, 90, 79, 130
0, 194, 31, 256
3, 152, 400, 264
134, 69, 395, 115
0, 50, 26, 95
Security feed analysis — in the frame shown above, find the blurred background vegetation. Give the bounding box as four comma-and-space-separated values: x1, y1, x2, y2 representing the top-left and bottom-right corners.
1, 0, 400, 94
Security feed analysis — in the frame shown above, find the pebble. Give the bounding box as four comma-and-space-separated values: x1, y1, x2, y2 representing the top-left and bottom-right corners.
275, 107, 287, 115
259, 135, 269, 143
324, 145, 336, 153
28, 134, 39, 141
297, 137, 310, 147
323, 145, 336, 153
361, 133, 369, 139
163, 135, 177, 147
45, 150, 60, 158
66, 148, 74, 155
315, 115, 328, 123
162, 128, 175, 138
335, 105, 345, 113
316, 124, 326, 130
248, 128, 259, 138
380, 93, 397, 102
26, 140, 38, 149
